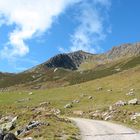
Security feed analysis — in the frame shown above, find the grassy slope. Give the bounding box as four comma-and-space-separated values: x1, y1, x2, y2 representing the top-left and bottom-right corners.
0, 65, 140, 139
0, 55, 139, 90
0, 55, 140, 139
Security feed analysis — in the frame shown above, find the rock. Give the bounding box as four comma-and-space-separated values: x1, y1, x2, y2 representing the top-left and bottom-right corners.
130, 89, 135, 92
22, 137, 33, 140
11, 116, 18, 123
3, 133, 18, 140
39, 102, 50, 106
90, 111, 101, 118
73, 110, 84, 116
126, 91, 134, 96
27, 121, 48, 130
109, 106, 113, 111
97, 87, 103, 91
0, 116, 14, 124
64, 104, 72, 109
115, 68, 121, 71
88, 96, 93, 100
0, 129, 4, 140
128, 98, 140, 105
28, 92, 33, 95
1, 122, 15, 131
72, 100, 80, 103
114, 100, 127, 107
51, 109, 61, 115
107, 89, 112, 92
16, 121, 48, 136
54, 68, 58, 73
104, 115, 112, 121
0, 116, 17, 131
130, 113, 140, 121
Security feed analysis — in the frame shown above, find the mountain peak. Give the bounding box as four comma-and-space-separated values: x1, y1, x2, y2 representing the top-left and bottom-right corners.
105, 42, 140, 59
44, 50, 93, 70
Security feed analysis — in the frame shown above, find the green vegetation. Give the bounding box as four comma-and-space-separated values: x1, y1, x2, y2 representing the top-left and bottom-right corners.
0, 55, 140, 90
0, 66, 140, 139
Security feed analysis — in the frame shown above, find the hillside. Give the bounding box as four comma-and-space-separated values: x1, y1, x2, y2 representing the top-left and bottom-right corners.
0, 64, 140, 139
0, 42, 140, 90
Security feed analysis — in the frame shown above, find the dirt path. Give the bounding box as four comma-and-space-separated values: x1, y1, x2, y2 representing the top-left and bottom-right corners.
71, 118, 140, 140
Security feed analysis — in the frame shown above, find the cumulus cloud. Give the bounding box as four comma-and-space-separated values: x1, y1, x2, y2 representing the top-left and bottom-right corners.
69, 0, 111, 53
0, 0, 79, 59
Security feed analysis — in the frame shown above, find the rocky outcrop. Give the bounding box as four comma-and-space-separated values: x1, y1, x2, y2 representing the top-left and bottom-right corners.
44, 50, 92, 70
105, 42, 140, 60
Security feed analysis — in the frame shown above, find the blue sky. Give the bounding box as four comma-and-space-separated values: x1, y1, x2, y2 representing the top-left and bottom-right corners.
0, 0, 140, 72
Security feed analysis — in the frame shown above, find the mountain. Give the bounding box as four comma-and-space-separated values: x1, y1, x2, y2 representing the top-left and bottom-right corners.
105, 42, 140, 60
0, 42, 140, 90
44, 50, 93, 70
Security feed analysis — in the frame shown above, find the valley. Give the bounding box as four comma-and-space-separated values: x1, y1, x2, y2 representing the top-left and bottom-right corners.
0, 43, 140, 139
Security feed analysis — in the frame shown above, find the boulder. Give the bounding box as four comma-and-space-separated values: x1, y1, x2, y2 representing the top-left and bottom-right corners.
16, 121, 48, 136
1, 122, 14, 132
114, 100, 127, 107
126, 91, 134, 96
97, 87, 103, 91
39, 102, 50, 106
104, 115, 112, 121
28, 92, 33, 95
73, 110, 84, 116
107, 89, 112, 92
130, 113, 140, 121
0, 129, 4, 140
88, 96, 93, 100
64, 104, 72, 109
3, 133, 18, 140
72, 100, 80, 103
130, 89, 135, 92
51, 109, 61, 115
128, 98, 140, 105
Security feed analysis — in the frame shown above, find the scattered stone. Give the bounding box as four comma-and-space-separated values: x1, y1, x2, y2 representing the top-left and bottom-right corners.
51, 109, 61, 115
109, 106, 113, 111
126, 91, 135, 96
0, 116, 13, 124
54, 68, 58, 73
114, 100, 127, 107
73, 110, 84, 116
3, 133, 18, 140
128, 98, 140, 105
28, 92, 33, 95
104, 115, 112, 121
0, 129, 4, 139
115, 68, 121, 71
97, 87, 103, 91
130, 89, 135, 92
130, 113, 140, 121
72, 100, 80, 103
31, 85, 41, 90
64, 104, 72, 109
107, 89, 112, 92
90, 111, 101, 118
16, 121, 48, 136
88, 96, 93, 100
0, 116, 18, 131
39, 102, 50, 106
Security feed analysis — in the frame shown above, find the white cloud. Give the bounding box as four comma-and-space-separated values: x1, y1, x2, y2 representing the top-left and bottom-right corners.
69, 0, 111, 53
0, 0, 80, 59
